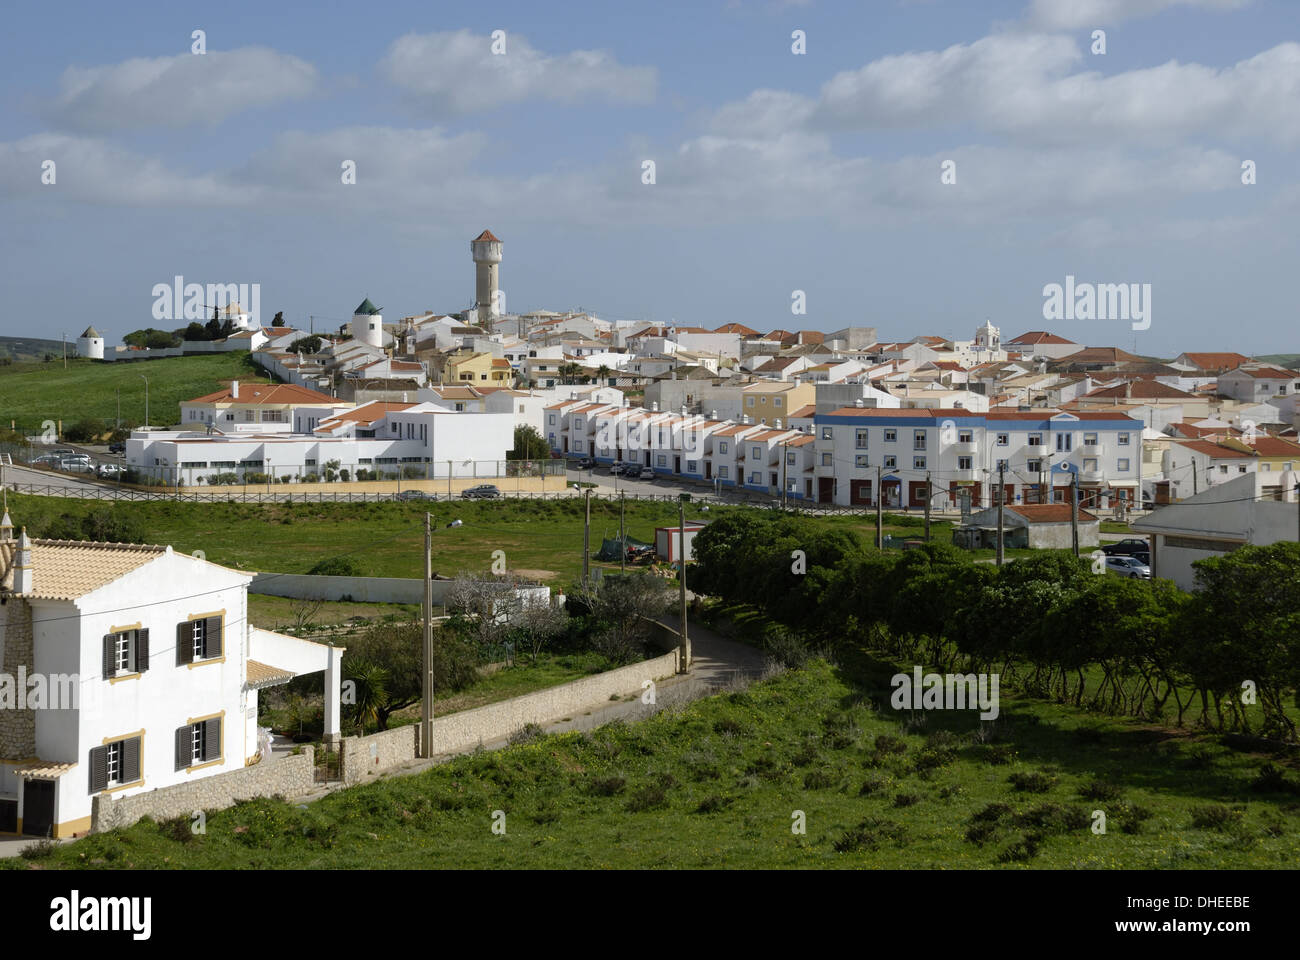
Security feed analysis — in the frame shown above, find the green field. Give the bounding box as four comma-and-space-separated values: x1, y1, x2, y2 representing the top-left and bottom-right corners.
7, 494, 958, 584
10, 654, 1297, 869
0, 352, 262, 434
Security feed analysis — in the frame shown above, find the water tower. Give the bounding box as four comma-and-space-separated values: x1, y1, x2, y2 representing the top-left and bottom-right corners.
470, 229, 502, 324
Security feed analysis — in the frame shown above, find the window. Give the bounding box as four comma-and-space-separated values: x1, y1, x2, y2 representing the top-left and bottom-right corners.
1219, 465, 1228, 474
89, 735, 141, 792
752, 446, 762, 459
786, 452, 796, 465
573, 440, 583, 452
959, 430, 973, 443
913, 456, 927, 470
103, 628, 149, 678
884, 456, 897, 469
1083, 432, 1098, 445
719, 466, 729, 479
176, 717, 222, 771
656, 455, 667, 467
822, 427, 833, 440
997, 433, 1010, 446
1117, 458, 1130, 472
1083, 458, 1098, 473
305, 459, 317, 467
177, 616, 223, 665
855, 455, 869, 468
719, 441, 728, 455
959, 456, 973, 471
1027, 459, 1041, 473
856, 429, 868, 449
913, 430, 926, 451
1238, 465, 1247, 474
1118, 432, 1130, 446
746, 397, 755, 407
884, 429, 897, 443
996, 459, 1009, 472
1056, 433, 1072, 452
1028, 433, 1043, 446
687, 461, 697, 472
574, 417, 584, 429
548, 414, 556, 425
749, 472, 762, 484
774, 397, 783, 408
821, 453, 832, 466
391, 422, 399, 433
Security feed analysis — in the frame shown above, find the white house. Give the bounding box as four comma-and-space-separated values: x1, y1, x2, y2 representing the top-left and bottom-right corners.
0, 514, 342, 839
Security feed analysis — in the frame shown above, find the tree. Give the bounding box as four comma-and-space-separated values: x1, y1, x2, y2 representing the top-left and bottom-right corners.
574, 572, 672, 663
122, 328, 180, 348
271, 311, 286, 327
514, 600, 568, 664
343, 620, 478, 730
596, 364, 612, 385
289, 335, 323, 355
182, 321, 209, 341
289, 596, 325, 634
204, 314, 222, 340
508, 424, 550, 460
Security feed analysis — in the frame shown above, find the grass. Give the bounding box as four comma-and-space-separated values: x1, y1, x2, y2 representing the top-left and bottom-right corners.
246, 595, 419, 632
0, 352, 261, 434
14, 654, 1298, 869
8, 494, 964, 585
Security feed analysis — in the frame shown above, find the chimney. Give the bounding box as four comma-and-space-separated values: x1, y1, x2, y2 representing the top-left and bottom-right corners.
710, 409, 718, 421
14, 528, 33, 594
231, 380, 240, 399
774, 419, 782, 429
0, 505, 11, 541
855, 399, 864, 408
652, 402, 659, 412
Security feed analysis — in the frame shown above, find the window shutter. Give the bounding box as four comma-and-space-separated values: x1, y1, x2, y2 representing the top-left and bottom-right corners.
122, 736, 140, 784
175, 726, 191, 771
204, 718, 221, 762
102, 634, 115, 679
206, 616, 223, 658
89, 746, 108, 793
136, 629, 149, 672
176, 622, 192, 665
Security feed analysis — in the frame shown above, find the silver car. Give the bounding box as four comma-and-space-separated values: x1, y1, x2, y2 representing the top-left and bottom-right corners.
1104, 555, 1151, 579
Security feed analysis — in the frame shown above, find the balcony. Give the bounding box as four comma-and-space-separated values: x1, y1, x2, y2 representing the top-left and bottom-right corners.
950, 468, 979, 482
953, 441, 978, 456
1081, 442, 1104, 456
1079, 468, 1105, 483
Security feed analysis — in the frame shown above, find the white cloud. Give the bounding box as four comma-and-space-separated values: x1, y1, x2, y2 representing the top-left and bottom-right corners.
712, 34, 1300, 147
381, 30, 656, 114
1025, 0, 1251, 30
48, 47, 318, 132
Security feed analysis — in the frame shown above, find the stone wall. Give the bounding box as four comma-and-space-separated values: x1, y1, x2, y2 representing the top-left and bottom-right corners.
90, 748, 316, 833
339, 726, 418, 786
0, 600, 35, 760
426, 649, 680, 756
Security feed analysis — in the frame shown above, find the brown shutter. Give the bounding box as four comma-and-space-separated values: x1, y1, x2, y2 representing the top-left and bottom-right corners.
204, 717, 221, 762
136, 629, 149, 673
89, 746, 108, 793
103, 634, 116, 679
175, 726, 191, 771
122, 736, 140, 784
206, 616, 223, 658
176, 621, 192, 665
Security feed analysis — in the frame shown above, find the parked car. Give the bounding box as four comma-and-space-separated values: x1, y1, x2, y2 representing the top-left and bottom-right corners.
59, 456, 95, 473
31, 454, 63, 467
1104, 555, 1151, 579
108, 441, 126, 454
635, 466, 656, 481
396, 490, 433, 501
96, 463, 124, 477
574, 457, 596, 470
461, 484, 501, 500
1101, 538, 1150, 557
609, 463, 627, 475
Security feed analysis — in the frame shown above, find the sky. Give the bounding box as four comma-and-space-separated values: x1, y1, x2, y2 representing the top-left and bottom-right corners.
1, 0, 1297, 355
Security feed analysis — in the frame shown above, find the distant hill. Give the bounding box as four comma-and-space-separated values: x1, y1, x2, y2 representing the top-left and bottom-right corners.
0, 336, 68, 363
1254, 354, 1300, 370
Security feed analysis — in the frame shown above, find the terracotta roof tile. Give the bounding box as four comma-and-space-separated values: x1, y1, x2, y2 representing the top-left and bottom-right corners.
0, 539, 168, 600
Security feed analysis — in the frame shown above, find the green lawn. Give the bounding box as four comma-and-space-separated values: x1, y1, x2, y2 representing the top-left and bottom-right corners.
0, 352, 262, 434
8, 495, 959, 585
12, 655, 1297, 869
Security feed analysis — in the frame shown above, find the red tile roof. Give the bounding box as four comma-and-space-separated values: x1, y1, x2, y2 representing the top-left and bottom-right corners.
473, 229, 501, 243
1007, 331, 1077, 345
186, 382, 338, 406
1007, 505, 1099, 523
1177, 352, 1251, 371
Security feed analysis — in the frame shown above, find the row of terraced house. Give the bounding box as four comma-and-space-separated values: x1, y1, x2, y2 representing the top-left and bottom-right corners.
545, 397, 1147, 509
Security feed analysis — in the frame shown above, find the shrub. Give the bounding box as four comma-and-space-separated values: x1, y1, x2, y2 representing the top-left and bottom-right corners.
966, 822, 998, 846
893, 792, 921, 808
833, 817, 906, 853
982, 744, 1018, 765
874, 734, 908, 755
996, 833, 1042, 863
695, 795, 734, 814
1013, 803, 1090, 835
1009, 771, 1056, 793
626, 782, 669, 812
1191, 804, 1244, 831
587, 775, 626, 796
19, 838, 58, 860
972, 802, 1013, 823
308, 556, 362, 577
507, 723, 546, 746
804, 768, 839, 790
1080, 780, 1123, 802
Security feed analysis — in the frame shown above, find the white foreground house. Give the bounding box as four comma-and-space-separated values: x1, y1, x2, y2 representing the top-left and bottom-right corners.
0, 514, 342, 839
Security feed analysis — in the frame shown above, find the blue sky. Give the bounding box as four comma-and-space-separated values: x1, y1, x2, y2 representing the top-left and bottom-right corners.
1, 0, 1297, 355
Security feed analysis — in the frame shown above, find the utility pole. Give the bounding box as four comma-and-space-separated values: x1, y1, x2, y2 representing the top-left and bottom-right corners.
996, 464, 1005, 566
583, 487, 591, 584
1070, 472, 1080, 557
420, 512, 434, 758
876, 464, 884, 550
678, 493, 690, 673
139, 375, 149, 429
1192, 462, 1198, 497
62, 332, 67, 369
116, 388, 121, 429
924, 470, 931, 541
780, 438, 788, 510
620, 490, 626, 573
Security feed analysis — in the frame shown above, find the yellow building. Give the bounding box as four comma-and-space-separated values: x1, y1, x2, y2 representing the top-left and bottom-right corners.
444, 351, 515, 385
740, 381, 815, 426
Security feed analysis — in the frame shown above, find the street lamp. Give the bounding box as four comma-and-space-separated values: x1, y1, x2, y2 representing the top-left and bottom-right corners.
876, 466, 899, 549
138, 375, 149, 429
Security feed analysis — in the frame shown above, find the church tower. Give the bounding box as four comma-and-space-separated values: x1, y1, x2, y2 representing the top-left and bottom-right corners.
470, 229, 502, 324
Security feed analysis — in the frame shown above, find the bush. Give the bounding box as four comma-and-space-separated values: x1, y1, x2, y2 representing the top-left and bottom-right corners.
833, 817, 906, 853
1009, 771, 1057, 793
1080, 780, 1123, 802
308, 556, 362, 577
1191, 804, 1244, 831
